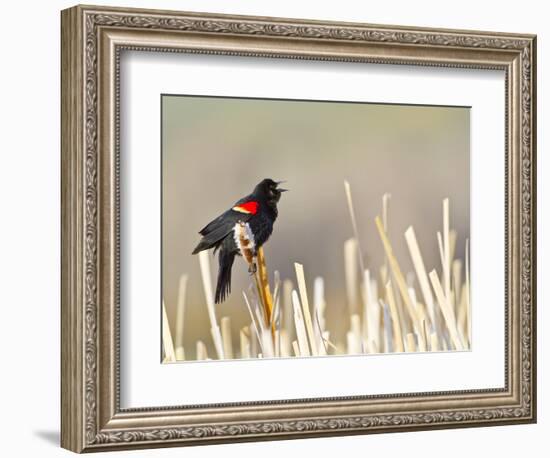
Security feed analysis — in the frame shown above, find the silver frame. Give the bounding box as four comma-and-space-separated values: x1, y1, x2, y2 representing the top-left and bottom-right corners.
61, 4, 537, 452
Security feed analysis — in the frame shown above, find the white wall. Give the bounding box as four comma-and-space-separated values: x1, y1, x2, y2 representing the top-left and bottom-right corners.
0, 0, 545, 456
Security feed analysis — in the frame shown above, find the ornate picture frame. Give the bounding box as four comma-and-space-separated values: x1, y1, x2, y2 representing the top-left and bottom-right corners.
61, 4, 536, 453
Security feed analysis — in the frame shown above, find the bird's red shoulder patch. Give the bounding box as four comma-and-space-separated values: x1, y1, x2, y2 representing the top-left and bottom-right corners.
233, 201, 259, 215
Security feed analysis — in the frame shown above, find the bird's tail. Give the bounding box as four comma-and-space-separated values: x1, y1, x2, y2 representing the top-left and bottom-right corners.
192, 239, 211, 255
215, 250, 236, 303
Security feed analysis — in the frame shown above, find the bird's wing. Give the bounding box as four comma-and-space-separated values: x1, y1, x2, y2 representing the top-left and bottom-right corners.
198, 209, 243, 238
192, 197, 261, 255
232, 196, 260, 216
198, 201, 258, 236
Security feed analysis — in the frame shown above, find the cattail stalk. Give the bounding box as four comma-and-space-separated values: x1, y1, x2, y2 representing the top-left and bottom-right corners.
242, 291, 264, 355
381, 301, 393, 353
384, 283, 404, 352
292, 340, 301, 357
162, 300, 176, 362
452, 259, 462, 315
443, 199, 452, 303
344, 238, 360, 316
221, 317, 234, 359
254, 246, 275, 335
429, 270, 464, 350
240, 327, 251, 358
198, 251, 224, 359
168, 193, 472, 362
344, 181, 366, 274
465, 239, 471, 345
405, 226, 437, 330
196, 340, 208, 360
282, 279, 294, 342
279, 329, 291, 357
375, 216, 422, 334
291, 290, 310, 356
175, 274, 188, 360
294, 263, 318, 355
430, 332, 440, 351
405, 333, 417, 352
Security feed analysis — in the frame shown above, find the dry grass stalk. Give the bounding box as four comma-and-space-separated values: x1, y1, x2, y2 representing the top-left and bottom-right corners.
313, 277, 329, 355
242, 291, 264, 356
317, 339, 327, 356
457, 283, 468, 341
408, 288, 427, 351
174, 348, 185, 361
322, 332, 338, 352
430, 332, 440, 351
436, 231, 445, 272
361, 270, 370, 346
364, 270, 381, 353
449, 230, 457, 274
364, 302, 384, 353
221, 317, 234, 359
344, 238, 360, 316
233, 221, 275, 340
249, 325, 259, 357
313, 277, 326, 338
404, 226, 437, 331
168, 193, 470, 362
270, 273, 283, 356
350, 313, 362, 352
465, 239, 471, 343
291, 340, 300, 357
382, 193, 391, 232
384, 283, 404, 352
452, 259, 462, 315
196, 340, 208, 360
443, 199, 452, 303
240, 327, 251, 359
282, 279, 294, 342
294, 262, 318, 355
274, 329, 281, 357
291, 290, 310, 356
255, 246, 275, 334
375, 216, 422, 334
419, 317, 429, 352
198, 251, 224, 359
248, 291, 275, 358
379, 264, 389, 288
162, 300, 176, 362
405, 333, 417, 352
344, 181, 366, 274
175, 274, 188, 360
259, 324, 275, 358
392, 278, 410, 339
271, 271, 282, 321
380, 301, 393, 352
429, 270, 464, 350
279, 329, 291, 357
347, 331, 361, 354
382, 193, 391, 286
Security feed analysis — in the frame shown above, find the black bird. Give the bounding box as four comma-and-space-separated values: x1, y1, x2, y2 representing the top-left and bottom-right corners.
192, 178, 287, 303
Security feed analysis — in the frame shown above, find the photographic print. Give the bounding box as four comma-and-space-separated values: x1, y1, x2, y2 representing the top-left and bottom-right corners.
161, 95, 471, 362
62, 6, 536, 450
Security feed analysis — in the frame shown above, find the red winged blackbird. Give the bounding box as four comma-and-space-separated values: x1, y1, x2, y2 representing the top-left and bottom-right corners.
192, 178, 287, 303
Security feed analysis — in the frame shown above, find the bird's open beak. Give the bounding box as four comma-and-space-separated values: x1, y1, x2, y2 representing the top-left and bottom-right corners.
276, 180, 288, 192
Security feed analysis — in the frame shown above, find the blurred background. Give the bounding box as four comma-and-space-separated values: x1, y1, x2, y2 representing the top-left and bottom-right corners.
162, 95, 470, 360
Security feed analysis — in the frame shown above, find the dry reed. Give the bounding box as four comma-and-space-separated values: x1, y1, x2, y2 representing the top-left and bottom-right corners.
162, 181, 471, 361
